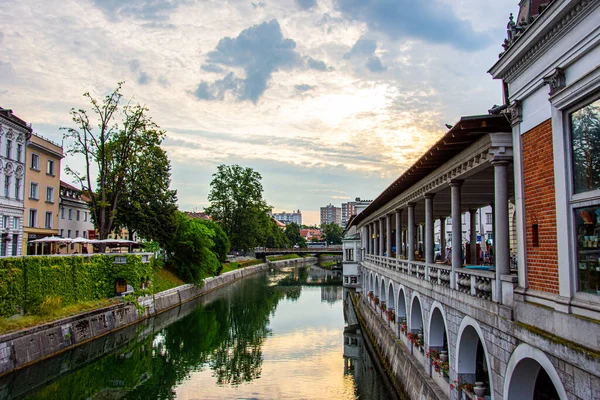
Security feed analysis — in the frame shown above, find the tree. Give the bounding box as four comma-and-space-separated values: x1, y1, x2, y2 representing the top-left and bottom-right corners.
198, 219, 230, 262
205, 165, 271, 251
163, 212, 220, 283
321, 222, 343, 245
63, 82, 171, 241
284, 222, 306, 248
262, 215, 290, 248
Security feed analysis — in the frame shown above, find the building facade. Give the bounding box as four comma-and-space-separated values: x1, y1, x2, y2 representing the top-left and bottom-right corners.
23, 134, 63, 254
0, 108, 31, 256
58, 181, 94, 253
342, 198, 372, 229
346, 2, 600, 400
320, 203, 342, 226
271, 209, 302, 225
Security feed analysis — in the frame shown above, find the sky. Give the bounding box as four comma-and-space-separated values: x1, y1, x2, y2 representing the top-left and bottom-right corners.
0, 0, 516, 226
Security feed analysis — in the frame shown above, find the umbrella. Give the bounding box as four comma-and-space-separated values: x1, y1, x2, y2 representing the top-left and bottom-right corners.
30, 236, 72, 243
71, 237, 92, 254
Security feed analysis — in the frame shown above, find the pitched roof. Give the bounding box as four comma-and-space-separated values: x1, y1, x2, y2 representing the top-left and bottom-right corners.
0, 107, 32, 131
185, 211, 212, 220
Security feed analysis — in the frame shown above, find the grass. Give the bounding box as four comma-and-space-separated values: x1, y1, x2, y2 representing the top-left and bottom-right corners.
221, 259, 263, 273
0, 298, 119, 335
152, 266, 186, 293
266, 254, 301, 261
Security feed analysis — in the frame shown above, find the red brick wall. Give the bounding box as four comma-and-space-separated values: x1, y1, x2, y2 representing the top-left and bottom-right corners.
522, 119, 559, 294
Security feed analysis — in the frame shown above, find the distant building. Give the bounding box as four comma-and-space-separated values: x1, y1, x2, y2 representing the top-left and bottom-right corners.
184, 211, 211, 220
342, 198, 372, 228
23, 133, 63, 255
0, 107, 31, 256
58, 181, 94, 253
300, 228, 323, 241
272, 209, 302, 225
320, 203, 341, 226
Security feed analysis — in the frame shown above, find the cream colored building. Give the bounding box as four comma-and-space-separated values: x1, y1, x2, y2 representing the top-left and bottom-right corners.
23, 133, 63, 254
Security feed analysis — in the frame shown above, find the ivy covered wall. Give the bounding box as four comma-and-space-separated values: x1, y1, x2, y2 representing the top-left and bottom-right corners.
0, 255, 153, 317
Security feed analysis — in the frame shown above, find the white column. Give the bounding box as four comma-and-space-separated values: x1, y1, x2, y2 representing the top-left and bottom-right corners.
408, 203, 415, 262
367, 225, 371, 255
373, 223, 378, 256
439, 218, 446, 262
470, 209, 478, 265
425, 194, 434, 264
379, 218, 384, 257
451, 181, 463, 289
395, 209, 402, 258
386, 214, 392, 258
493, 160, 510, 301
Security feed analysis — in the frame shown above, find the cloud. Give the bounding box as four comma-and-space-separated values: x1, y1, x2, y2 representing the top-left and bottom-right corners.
194, 19, 321, 103
306, 57, 327, 71
138, 71, 151, 84
365, 56, 386, 72
93, 0, 183, 22
200, 63, 225, 73
295, 84, 315, 92
251, 1, 265, 8
334, 0, 490, 51
296, 0, 317, 10
157, 75, 170, 87
129, 59, 140, 72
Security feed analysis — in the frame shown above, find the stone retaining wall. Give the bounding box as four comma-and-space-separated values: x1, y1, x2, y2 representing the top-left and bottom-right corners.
352, 293, 447, 400
0, 257, 316, 377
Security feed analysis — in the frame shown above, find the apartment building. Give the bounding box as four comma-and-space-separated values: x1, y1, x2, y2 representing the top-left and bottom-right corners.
320, 203, 341, 226
272, 209, 302, 226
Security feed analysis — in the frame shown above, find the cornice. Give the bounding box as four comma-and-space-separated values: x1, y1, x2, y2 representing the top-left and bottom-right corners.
490, 0, 597, 81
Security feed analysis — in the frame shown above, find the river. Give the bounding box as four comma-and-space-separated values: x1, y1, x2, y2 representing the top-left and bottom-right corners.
1, 264, 394, 400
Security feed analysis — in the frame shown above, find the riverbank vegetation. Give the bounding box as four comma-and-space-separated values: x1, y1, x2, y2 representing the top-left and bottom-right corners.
266, 254, 302, 261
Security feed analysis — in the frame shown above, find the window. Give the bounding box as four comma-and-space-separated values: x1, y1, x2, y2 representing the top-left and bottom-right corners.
570, 98, 600, 296
46, 187, 54, 203
30, 182, 38, 200
13, 217, 19, 230
486, 232, 494, 241
5, 139, 12, 159
16, 143, 22, 162
47, 159, 55, 176
486, 213, 493, 225
4, 176, 9, 197
2, 215, 7, 229
68, 209, 72, 220
61, 207, 65, 219
84, 212, 88, 222
447, 218, 452, 225
29, 209, 37, 227
31, 153, 40, 170
14, 178, 21, 201
12, 234, 18, 256
60, 229, 64, 237
67, 229, 71, 238
44, 212, 52, 229
75, 230, 79, 237
76, 210, 80, 221
83, 231, 87, 238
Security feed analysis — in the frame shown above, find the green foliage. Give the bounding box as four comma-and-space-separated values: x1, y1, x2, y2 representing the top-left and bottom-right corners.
205, 165, 271, 251
197, 219, 231, 262
162, 212, 220, 284
320, 222, 343, 245
0, 255, 153, 317
284, 222, 306, 248
262, 214, 290, 248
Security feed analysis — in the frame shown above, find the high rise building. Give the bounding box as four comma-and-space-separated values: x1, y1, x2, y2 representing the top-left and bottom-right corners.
320, 203, 341, 226
272, 209, 302, 225
342, 198, 372, 228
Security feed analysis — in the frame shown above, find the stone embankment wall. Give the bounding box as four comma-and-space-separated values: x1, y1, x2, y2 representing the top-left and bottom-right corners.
0, 257, 316, 377
351, 293, 447, 400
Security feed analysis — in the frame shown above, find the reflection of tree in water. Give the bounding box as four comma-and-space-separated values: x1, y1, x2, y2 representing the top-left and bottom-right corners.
571, 99, 600, 193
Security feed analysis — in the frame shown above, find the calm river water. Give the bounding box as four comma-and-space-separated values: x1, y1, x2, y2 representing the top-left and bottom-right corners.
2, 265, 393, 400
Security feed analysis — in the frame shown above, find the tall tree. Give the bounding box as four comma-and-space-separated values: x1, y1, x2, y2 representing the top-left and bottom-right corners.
284, 222, 306, 248
205, 165, 271, 251
321, 222, 343, 245
63, 82, 169, 240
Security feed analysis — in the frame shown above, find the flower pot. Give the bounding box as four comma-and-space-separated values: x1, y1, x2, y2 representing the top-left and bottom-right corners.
474, 382, 486, 397
440, 352, 448, 362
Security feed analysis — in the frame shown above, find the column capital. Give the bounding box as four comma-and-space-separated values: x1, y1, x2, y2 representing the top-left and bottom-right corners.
508, 100, 522, 126
407, 202, 416, 208
394, 208, 403, 214
491, 157, 512, 166
424, 193, 435, 200
449, 180, 463, 187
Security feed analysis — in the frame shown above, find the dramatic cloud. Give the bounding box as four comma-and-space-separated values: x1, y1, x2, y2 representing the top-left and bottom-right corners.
138, 71, 151, 85
365, 56, 386, 72
344, 36, 386, 72
335, 0, 491, 51
296, 0, 317, 10
194, 19, 326, 103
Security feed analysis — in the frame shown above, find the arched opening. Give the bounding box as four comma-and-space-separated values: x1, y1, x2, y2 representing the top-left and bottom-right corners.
507, 358, 561, 400
397, 289, 407, 328
379, 278, 386, 303
428, 307, 449, 377
386, 282, 395, 324
457, 325, 491, 397
410, 296, 424, 351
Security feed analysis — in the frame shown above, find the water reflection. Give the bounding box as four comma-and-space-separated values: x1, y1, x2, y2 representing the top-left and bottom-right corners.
3, 266, 391, 400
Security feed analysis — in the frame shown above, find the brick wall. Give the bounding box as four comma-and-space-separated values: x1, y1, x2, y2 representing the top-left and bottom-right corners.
522, 119, 559, 294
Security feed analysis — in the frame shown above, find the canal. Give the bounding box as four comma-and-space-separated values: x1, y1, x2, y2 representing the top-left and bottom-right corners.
1, 264, 394, 400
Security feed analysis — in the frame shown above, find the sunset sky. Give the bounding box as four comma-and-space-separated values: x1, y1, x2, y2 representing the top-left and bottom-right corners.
0, 0, 515, 225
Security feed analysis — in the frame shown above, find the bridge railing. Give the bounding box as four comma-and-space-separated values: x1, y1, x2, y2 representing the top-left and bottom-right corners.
364, 254, 501, 302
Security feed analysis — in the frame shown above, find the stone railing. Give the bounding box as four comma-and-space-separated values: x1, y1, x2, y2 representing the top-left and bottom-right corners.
364, 254, 506, 303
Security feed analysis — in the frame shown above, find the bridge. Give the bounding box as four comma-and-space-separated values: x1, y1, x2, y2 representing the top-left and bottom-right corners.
254, 247, 342, 258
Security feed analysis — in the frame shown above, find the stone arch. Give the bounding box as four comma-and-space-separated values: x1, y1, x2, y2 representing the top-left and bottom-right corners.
455, 316, 494, 399
373, 274, 379, 297
379, 277, 386, 303
504, 343, 567, 400
427, 302, 448, 350
410, 293, 423, 332
396, 286, 407, 320
387, 281, 395, 311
